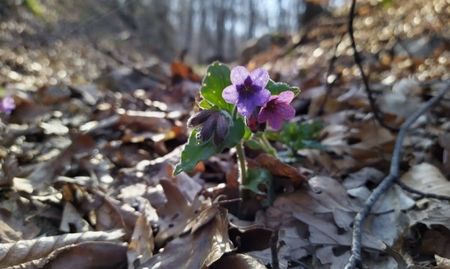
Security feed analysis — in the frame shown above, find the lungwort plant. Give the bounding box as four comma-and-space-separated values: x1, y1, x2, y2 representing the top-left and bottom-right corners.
175, 62, 299, 203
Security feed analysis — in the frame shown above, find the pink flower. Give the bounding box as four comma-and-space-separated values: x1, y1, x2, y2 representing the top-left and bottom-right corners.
258, 91, 295, 130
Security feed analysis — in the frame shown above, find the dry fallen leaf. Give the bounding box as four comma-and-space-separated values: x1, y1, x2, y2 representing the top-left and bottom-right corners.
400, 163, 450, 196
210, 253, 267, 269
140, 207, 233, 269
0, 230, 124, 267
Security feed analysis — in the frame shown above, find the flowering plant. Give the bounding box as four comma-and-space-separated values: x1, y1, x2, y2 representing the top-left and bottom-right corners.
175, 62, 299, 199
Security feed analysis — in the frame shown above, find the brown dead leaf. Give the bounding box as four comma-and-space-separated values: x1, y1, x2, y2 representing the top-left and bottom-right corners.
254, 154, 307, 186
59, 202, 92, 233
28, 134, 96, 191
154, 180, 193, 246
210, 253, 267, 269
94, 195, 138, 239
127, 201, 157, 268
400, 163, 450, 196
140, 207, 232, 269
17, 241, 128, 269
0, 230, 124, 267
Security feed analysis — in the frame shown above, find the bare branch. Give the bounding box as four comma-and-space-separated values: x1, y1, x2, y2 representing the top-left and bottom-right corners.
344, 83, 450, 269
348, 0, 398, 132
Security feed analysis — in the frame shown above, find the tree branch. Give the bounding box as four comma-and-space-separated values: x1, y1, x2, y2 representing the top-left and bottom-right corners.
348, 0, 398, 132
344, 83, 450, 269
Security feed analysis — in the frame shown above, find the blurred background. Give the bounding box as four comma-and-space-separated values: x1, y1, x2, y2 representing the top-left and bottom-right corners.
0, 0, 341, 63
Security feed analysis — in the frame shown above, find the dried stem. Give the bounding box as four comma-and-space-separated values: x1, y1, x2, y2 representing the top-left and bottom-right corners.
344, 83, 450, 269
396, 181, 450, 201
318, 32, 345, 116
348, 0, 398, 132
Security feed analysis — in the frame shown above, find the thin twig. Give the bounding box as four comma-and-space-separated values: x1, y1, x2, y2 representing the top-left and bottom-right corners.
270, 229, 280, 269
318, 32, 345, 115
348, 0, 398, 132
396, 181, 450, 201
344, 83, 450, 269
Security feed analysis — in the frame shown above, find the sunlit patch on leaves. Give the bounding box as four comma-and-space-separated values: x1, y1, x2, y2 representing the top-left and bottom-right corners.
200, 62, 234, 112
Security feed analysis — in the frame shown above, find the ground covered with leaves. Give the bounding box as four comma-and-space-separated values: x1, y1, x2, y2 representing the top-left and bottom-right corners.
1, 0, 450, 268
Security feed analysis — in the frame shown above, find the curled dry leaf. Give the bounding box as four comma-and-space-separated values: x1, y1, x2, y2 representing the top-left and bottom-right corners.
127, 201, 157, 268
140, 207, 233, 269
94, 195, 139, 239
254, 153, 306, 186
59, 202, 92, 233
0, 230, 124, 268
6, 241, 128, 269
27, 134, 96, 191
154, 180, 209, 246
400, 163, 450, 196
210, 253, 267, 269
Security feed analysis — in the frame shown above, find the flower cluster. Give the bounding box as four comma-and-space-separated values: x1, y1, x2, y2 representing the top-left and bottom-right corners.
0, 96, 15, 114
188, 109, 231, 145
222, 66, 295, 131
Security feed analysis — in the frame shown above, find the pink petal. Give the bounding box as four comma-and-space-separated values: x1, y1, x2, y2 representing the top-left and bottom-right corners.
277, 103, 296, 120
250, 68, 269, 88
222, 85, 239, 104
230, 66, 249, 85
268, 118, 283, 130
277, 91, 295, 103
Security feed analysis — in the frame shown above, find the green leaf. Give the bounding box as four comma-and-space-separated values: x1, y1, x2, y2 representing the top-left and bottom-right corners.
174, 130, 216, 175
198, 99, 213, 109
25, 0, 45, 17
242, 168, 273, 201
266, 80, 300, 96
174, 117, 245, 175
200, 62, 234, 112
267, 121, 323, 151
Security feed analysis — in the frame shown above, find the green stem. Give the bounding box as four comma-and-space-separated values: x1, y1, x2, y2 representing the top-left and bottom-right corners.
260, 133, 277, 157
236, 143, 247, 184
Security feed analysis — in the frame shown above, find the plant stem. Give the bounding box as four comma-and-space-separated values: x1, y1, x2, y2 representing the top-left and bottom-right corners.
260, 133, 277, 157
236, 142, 247, 184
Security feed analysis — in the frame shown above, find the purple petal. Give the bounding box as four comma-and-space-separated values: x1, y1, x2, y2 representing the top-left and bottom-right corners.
268, 117, 283, 130
254, 88, 271, 106
230, 66, 249, 85
277, 103, 296, 120
222, 85, 239, 104
249, 68, 269, 88
258, 109, 282, 130
277, 91, 295, 104
237, 97, 257, 117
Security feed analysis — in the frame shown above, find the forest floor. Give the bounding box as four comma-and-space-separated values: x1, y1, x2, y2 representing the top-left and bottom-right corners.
1, 0, 450, 268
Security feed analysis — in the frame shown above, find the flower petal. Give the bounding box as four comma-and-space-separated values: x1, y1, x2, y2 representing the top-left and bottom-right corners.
277, 103, 296, 120
258, 108, 282, 130
222, 85, 239, 104
187, 110, 213, 127
277, 91, 295, 104
250, 68, 269, 88
268, 117, 283, 130
230, 66, 249, 85
237, 97, 257, 117
199, 117, 215, 142
254, 88, 271, 106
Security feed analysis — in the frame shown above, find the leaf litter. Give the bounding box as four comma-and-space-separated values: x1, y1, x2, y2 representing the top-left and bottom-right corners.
1, 0, 450, 268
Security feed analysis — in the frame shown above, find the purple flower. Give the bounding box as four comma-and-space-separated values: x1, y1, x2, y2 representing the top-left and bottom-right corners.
0, 96, 15, 114
222, 66, 271, 117
258, 91, 295, 130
